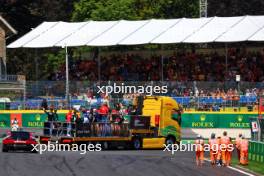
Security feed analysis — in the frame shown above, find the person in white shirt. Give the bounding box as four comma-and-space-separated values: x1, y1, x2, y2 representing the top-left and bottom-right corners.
11, 118, 19, 131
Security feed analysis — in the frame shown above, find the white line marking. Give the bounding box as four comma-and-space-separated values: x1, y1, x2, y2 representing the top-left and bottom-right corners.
227, 166, 255, 176
204, 159, 256, 176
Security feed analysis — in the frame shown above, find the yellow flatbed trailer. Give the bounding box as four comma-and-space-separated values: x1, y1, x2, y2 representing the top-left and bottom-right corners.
39, 96, 182, 149
40, 128, 166, 149
72, 136, 166, 149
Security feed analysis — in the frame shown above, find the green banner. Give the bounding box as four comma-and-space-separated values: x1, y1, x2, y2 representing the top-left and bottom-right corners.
22, 113, 66, 127
0, 112, 257, 128
181, 113, 255, 128
218, 114, 251, 128
0, 114, 10, 128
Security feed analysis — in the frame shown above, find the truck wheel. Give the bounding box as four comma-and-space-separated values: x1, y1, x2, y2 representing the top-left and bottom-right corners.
132, 137, 141, 150
102, 142, 109, 150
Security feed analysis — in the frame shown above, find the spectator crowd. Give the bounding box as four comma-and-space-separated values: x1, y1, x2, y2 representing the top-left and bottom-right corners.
49, 48, 264, 82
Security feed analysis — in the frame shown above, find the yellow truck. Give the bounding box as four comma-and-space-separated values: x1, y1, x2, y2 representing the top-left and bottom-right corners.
39, 96, 182, 149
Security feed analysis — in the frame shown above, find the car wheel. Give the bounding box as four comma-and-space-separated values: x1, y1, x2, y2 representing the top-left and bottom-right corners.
2, 146, 8, 152
31, 149, 38, 153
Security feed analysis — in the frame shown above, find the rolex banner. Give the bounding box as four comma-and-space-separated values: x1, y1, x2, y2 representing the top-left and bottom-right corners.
0, 114, 10, 128
181, 113, 255, 128
22, 113, 66, 127
0, 112, 257, 128
22, 114, 47, 128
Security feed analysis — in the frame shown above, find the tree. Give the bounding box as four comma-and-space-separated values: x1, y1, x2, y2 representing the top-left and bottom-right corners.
1, 0, 75, 80
3, 0, 264, 81
71, 0, 199, 21
208, 0, 264, 17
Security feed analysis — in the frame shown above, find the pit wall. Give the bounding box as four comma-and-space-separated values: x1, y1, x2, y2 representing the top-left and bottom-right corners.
0, 110, 257, 138
0, 110, 257, 128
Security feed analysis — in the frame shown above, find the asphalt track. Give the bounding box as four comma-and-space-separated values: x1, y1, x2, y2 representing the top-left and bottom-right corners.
0, 148, 254, 176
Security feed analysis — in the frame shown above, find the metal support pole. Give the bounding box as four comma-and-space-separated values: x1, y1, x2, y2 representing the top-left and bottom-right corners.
98, 48, 101, 82
34, 49, 39, 95
4, 61, 7, 79
0, 58, 2, 79
160, 45, 164, 82
23, 80, 26, 109
200, 0, 208, 18
65, 46, 70, 108
225, 43, 228, 81
161, 56, 164, 82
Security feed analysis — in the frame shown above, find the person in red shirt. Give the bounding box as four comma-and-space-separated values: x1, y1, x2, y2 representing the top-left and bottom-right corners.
65, 110, 72, 136
98, 103, 110, 136
98, 103, 109, 119
66, 110, 72, 123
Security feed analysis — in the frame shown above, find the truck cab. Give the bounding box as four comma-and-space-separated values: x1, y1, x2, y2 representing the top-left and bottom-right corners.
137, 96, 182, 144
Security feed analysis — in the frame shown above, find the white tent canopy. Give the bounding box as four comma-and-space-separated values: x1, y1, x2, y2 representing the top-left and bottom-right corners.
215, 16, 264, 42
152, 17, 213, 44
7, 15, 264, 105
87, 20, 148, 46
7, 22, 58, 48
119, 19, 179, 45
184, 16, 243, 43
7, 15, 264, 48
55, 21, 118, 47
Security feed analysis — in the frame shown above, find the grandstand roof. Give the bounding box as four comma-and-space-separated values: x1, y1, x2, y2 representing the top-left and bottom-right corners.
7, 15, 264, 48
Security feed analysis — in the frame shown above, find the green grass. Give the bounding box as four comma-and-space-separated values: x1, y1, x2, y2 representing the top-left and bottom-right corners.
232, 158, 264, 176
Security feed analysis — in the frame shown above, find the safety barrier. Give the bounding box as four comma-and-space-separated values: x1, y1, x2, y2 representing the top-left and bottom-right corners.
42, 121, 130, 137
248, 141, 264, 163
0, 111, 258, 129
0, 112, 66, 128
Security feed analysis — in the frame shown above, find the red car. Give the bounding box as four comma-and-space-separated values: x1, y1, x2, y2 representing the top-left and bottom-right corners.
2, 131, 38, 153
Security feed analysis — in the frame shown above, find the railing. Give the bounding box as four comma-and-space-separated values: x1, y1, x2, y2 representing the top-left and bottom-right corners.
173, 95, 258, 111
7, 99, 88, 110
249, 117, 264, 163
24, 81, 264, 98
0, 80, 263, 111
0, 75, 25, 82
0, 95, 259, 112
43, 121, 130, 137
